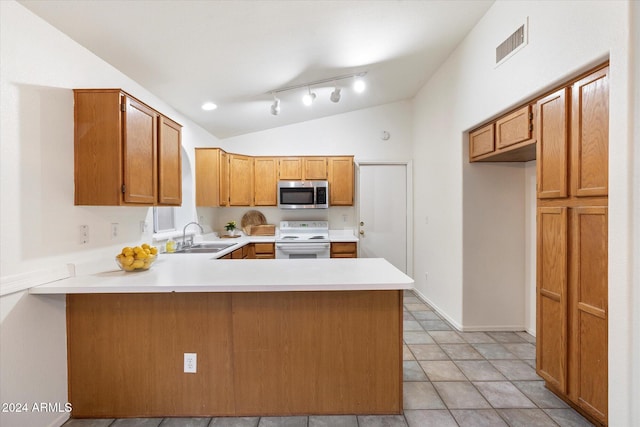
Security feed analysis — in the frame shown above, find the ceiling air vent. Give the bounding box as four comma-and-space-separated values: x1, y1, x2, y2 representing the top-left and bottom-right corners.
495, 19, 528, 67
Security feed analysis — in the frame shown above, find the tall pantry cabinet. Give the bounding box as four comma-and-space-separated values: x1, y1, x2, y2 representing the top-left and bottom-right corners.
536, 65, 609, 425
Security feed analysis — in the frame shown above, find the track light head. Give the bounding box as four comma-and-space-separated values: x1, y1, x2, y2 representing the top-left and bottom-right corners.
270, 97, 280, 115
353, 77, 366, 93
330, 87, 341, 103
302, 88, 316, 106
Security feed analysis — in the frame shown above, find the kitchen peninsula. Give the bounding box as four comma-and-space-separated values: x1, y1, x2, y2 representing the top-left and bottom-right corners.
30, 257, 413, 418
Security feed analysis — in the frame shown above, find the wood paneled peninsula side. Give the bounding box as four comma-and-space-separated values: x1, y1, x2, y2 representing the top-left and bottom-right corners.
30, 257, 412, 419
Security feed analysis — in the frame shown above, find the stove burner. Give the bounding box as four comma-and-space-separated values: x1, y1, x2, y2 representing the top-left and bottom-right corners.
282, 236, 298, 239
310, 235, 326, 239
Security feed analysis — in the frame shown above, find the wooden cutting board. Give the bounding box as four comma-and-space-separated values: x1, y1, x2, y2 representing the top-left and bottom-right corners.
241, 210, 267, 234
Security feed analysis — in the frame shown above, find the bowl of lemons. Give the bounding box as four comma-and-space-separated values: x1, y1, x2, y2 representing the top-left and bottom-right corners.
116, 243, 158, 272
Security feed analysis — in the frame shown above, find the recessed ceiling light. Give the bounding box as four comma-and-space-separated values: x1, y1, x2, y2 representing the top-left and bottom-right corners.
201, 102, 217, 111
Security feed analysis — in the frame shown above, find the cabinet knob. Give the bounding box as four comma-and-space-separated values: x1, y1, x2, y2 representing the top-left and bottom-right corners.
359, 230, 365, 236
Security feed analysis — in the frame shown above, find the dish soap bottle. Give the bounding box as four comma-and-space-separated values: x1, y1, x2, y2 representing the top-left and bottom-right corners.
165, 239, 176, 253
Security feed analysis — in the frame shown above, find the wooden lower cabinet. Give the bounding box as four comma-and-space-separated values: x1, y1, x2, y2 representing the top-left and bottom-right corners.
568, 206, 608, 422
66, 291, 403, 417
537, 204, 608, 425
330, 242, 357, 258
536, 207, 568, 393
249, 242, 275, 259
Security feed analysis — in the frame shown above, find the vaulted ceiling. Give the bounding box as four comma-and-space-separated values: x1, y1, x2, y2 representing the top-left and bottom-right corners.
19, 0, 493, 139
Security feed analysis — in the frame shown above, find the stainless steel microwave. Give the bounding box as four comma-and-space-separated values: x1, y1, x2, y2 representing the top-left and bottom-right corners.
278, 180, 329, 209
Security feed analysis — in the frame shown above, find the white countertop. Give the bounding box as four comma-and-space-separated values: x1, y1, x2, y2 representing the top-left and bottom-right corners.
29, 257, 413, 294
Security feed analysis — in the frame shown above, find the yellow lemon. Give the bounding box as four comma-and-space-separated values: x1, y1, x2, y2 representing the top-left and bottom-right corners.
132, 259, 144, 269
141, 243, 150, 249
150, 247, 158, 255
123, 255, 134, 266
122, 264, 136, 271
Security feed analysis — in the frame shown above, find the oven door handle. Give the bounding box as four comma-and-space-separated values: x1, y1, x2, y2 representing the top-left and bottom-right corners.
276, 243, 330, 252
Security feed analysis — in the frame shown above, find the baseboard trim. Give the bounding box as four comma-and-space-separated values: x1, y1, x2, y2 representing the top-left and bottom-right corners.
410, 288, 526, 332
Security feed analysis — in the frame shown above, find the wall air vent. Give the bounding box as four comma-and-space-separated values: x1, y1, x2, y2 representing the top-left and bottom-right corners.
495, 18, 528, 67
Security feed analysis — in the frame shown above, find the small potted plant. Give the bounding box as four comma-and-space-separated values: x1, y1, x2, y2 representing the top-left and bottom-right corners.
225, 221, 237, 236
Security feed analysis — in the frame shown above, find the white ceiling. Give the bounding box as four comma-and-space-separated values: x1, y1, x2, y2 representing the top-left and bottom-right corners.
19, 0, 493, 139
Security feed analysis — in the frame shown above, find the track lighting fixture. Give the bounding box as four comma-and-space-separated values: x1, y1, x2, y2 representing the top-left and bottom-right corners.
330, 86, 341, 103
270, 95, 280, 115
267, 71, 367, 114
302, 87, 316, 106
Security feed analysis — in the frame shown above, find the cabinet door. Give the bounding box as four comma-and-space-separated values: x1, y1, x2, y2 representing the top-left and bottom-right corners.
123, 96, 157, 204
157, 116, 182, 205
229, 154, 253, 206
469, 123, 495, 159
253, 243, 275, 259
219, 151, 229, 206
569, 206, 608, 423
74, 90, 122, 205
330, 242, 357, 258
279, 158, 302, 180
496, 105, 532, 149
536, 207, 568, 393
303, 157, 327, 180
536, 88, 569, 199
254, 157, 278, 206
328, 157, 354, 206
195, 148, 222, 207
571, 67, 609, 197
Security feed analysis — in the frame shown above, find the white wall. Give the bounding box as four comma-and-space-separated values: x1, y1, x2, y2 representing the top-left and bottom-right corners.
0, 2, 219, 426
412, 0, 635, 424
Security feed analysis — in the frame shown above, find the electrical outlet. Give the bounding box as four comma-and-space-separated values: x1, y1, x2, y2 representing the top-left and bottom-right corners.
111, 223, 119, 239
425, 272, 428, 281
184, 353, 197, 373
79, 225, 89, 245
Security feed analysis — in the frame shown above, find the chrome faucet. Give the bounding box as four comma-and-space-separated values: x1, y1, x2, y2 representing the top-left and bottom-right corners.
182, 222, 204, 248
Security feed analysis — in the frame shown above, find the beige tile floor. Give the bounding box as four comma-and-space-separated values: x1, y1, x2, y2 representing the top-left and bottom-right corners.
62, 291, 594, 427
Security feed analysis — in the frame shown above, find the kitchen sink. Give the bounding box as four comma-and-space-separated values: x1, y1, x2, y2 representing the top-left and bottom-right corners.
171, 242, 237, 254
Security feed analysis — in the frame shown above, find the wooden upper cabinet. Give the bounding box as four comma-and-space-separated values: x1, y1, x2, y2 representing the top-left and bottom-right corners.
496, 105, 532, 149
536, 88, 569, 199
303, 157, 328, 180
254, 157, 278, 206
571, 66, 609, 198
228, 154, 253, 206
157, 116, 182, 205
328, 156, 354, 206
279, 158, 302, 180
469, 105, 536, 163
278, 157, 327, 180
74, 89, 181, 206
195, 148, 226, 207
122, 96, 157, 204
219, 151, 229, 206
469, 123, 495, 160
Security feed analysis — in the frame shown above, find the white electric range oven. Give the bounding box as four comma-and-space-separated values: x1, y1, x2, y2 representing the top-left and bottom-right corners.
275, 221, 330, 259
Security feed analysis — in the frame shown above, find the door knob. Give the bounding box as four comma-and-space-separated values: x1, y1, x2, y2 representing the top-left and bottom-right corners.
360, 221, 364, 226
359, 230, 365, 235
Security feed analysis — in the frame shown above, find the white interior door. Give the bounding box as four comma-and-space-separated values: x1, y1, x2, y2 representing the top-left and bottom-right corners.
358, 163, 410, 273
